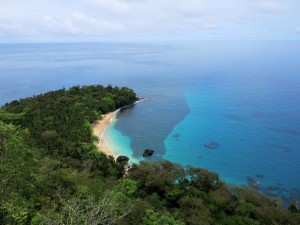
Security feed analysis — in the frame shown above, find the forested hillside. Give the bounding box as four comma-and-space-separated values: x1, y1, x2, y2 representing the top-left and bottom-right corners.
1, 85, 299, 225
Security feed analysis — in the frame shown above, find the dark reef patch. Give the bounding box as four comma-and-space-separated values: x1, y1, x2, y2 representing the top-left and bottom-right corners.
143, 149, 154, 157
204, 141, 219, 149
247, 176, 261, 190
172, 133, 181, 138
256, 174, 265, 179
172, 133, 181, 141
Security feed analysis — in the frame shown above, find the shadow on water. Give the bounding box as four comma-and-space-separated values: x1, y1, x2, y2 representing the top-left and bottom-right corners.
114, 95, 190, 158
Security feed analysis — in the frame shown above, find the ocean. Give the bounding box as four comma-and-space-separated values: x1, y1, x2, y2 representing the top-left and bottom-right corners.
1, 41, 300, 205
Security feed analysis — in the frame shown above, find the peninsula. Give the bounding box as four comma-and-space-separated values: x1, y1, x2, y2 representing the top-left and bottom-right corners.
1, 85, 299, 224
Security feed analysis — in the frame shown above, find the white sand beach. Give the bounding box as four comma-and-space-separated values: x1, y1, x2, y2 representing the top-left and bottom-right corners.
92, 112, 117, 158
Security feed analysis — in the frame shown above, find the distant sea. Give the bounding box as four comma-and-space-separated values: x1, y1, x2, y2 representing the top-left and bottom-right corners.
1, 41, 300, 205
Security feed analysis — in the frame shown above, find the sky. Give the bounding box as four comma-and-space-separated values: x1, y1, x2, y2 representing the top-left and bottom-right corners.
0, 0, 300, 42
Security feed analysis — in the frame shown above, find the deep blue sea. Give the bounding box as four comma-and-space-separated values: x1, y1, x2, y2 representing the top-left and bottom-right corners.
1, 41, 300, 205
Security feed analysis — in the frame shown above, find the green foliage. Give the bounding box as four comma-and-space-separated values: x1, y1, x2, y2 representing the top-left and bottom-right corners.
35, 192, 133, 225
187, 167, 222, 192
128, 161, 186, 197
144, 193, 168, 210
0, 108, 25, 123
100, 96, 116, 112
178, 196, 212, 225
41, 130, 59, 141
288, 201, 299, 213
142, 209, 185, 225
126, 160, 300, 225
1, 86, 299, 225
221, 215, 259, 225
0, 85, 138, 224
0, 122, 36, 224
1, 193, 34, 225
2, 85, 137, 159
114, 179, 138, 198
235, 199, 256, 217
0, 122, 33, 197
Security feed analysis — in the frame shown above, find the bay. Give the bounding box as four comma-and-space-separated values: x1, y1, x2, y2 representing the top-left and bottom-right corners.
1, 41, 300, 205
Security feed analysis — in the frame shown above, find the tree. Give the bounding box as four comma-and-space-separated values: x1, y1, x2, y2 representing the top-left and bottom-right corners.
221, 215, 259, 225
128, 161, 185, 196
142, 209, 185, 225
36, 191, 133, 225
100, 96, 116, 113
187, 167, 222, 192
178, 196, 211, 225
288, 201, 299, 213
0, 121, 36, 224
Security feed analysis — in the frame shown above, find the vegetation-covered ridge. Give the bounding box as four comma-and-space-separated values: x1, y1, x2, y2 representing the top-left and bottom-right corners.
1, 85, 299, 225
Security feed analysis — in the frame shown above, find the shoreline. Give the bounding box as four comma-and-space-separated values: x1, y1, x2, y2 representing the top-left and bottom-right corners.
92, 111, 118, 158
92, 99, 147, 161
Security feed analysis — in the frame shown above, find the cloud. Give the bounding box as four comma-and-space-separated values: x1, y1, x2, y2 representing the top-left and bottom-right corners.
71, 12, 125, 35
252, 0, 289, 13
44, 15, 80, 35
43, 12, 125, 36
0, 21, 35, 37
0, 0, 300, 41
87, 0, 130, 13
167, 0, 208, 16
0, 22, 20, 36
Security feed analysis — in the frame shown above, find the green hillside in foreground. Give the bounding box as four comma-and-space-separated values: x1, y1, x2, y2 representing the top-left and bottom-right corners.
1, 85, 299, 225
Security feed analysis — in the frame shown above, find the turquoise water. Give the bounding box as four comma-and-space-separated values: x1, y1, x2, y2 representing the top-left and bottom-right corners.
1, 41, 300, 205
105, 115, 139, 164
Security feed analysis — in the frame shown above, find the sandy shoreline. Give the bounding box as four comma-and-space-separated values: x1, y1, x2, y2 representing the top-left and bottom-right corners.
93, 112, 117, 158
92, 100, 145, 160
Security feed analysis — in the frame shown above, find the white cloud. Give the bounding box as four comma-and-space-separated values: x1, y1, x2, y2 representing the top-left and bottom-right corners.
168, 0, 208, 16
44, 15, 80, 35
252, 0, 289, 13
71, 12, 125, 33
0, 0, 300, 41
0, 21, 35, 37
87, 0, 130, 13
43, 12, 125, 36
